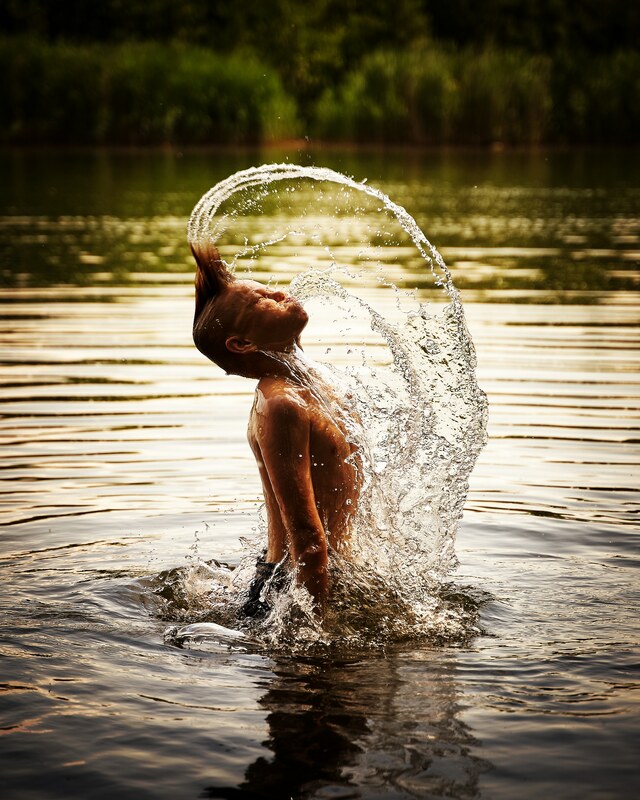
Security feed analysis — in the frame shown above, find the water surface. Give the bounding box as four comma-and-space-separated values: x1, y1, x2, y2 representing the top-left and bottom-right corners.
1, 148, 639, 799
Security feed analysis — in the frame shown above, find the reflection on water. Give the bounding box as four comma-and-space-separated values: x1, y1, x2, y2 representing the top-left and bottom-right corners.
1, 149, 638, 298
204, 652, 486, 799
1, 149, 639, 798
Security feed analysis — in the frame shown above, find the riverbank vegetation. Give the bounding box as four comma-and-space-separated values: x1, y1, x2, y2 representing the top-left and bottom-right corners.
1, 0, 638, 146
0, 40, 297, 145
315, 47, 640, 146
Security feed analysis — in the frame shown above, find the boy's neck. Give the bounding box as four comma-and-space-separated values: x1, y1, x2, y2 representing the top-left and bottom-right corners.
233, 349, 301, 382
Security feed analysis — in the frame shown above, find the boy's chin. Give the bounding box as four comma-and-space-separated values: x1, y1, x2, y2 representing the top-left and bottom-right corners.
258, 318, 306, 354
263, 340, 296, 354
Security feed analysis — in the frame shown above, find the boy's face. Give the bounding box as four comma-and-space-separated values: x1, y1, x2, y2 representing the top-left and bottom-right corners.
220, 279, 308, 352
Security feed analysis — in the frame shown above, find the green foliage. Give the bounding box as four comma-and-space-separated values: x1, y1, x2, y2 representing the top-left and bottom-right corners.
550, 49, 640, 144
0, 0, 431, 119
0, 35, 638, 146
314, 45, 638, 145
0, 39, 297, 144
314, 46, 551, 145
3, 0, 638, 57
0, 38, 107, 142
455, 49, 551, 145
419, 0, 640, 55
315, 48, 458, 143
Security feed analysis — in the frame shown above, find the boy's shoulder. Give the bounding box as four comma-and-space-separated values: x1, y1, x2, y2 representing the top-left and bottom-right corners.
255, 376, 310, 422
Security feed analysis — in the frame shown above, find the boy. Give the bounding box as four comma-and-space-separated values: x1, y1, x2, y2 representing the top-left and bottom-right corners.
191, 243, 361, 613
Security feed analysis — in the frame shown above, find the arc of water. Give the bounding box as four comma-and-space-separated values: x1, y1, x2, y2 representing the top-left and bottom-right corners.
187, 163, 456, 301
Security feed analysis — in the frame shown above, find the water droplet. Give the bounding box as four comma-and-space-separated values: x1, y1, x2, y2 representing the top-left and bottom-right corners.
187, 163, 487, 648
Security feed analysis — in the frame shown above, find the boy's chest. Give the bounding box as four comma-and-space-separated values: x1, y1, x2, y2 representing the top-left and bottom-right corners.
308, 412, 350, 464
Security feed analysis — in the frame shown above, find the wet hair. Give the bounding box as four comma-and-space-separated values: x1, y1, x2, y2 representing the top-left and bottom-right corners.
191, 242, 239, 374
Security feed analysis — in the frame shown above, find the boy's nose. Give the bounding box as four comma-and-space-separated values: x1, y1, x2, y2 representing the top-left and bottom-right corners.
267, 289, 287, 302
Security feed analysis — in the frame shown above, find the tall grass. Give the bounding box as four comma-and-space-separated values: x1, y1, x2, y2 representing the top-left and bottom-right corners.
455, 50, 551, 145
0, 39, 298, 145
313, 46, 638, 146
1, 38, 638, 145
314, 49, 460, 144
550, 49, 640, 144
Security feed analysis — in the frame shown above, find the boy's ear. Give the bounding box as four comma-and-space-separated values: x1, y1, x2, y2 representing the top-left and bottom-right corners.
225, 336, 257, 355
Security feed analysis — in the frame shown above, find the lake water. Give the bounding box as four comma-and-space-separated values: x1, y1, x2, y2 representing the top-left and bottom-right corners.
1, 148, 639, 799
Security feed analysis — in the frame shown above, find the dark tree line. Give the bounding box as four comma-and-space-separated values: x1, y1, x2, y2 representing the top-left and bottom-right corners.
3, 1, 638, 56
1, 1, 638, 144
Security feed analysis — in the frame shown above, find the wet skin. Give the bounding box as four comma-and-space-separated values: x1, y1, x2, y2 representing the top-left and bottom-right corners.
219, 280, 360, 610
221, 280, 309, 354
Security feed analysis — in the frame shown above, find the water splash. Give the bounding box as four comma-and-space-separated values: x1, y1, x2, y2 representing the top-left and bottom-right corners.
188, 163, 453, 291
167, 164, 488, 651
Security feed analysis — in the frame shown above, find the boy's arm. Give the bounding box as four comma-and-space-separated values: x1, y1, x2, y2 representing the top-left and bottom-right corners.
255, 394, 328, 609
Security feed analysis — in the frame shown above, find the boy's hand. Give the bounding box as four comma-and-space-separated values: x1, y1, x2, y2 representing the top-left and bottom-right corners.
297, 543, 329, 611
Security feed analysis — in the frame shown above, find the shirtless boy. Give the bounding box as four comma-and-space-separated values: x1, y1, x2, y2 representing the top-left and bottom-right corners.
191, 243, 360, 613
